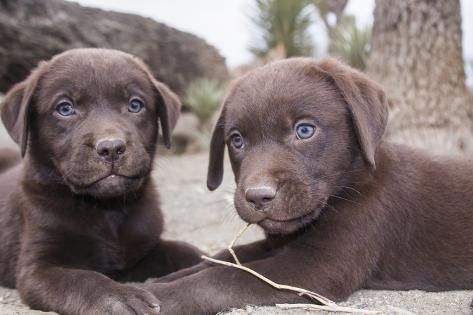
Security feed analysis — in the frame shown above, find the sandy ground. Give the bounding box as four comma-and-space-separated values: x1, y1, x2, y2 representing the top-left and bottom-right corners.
0, 121, 472, 314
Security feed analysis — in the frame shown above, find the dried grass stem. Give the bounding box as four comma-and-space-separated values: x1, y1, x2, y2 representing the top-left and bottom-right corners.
201, 223, 380, 314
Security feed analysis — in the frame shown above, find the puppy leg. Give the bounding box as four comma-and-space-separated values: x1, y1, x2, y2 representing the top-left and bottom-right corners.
121, 240, 205, 282
155, 239, 274, 283
16, 264, 161, 315
145, 243, 373, 315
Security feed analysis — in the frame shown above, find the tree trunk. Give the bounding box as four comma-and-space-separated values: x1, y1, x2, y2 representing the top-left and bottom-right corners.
368, 0, 473, 154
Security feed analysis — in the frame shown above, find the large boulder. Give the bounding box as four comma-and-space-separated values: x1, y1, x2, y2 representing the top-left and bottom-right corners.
0, 0, 229, 94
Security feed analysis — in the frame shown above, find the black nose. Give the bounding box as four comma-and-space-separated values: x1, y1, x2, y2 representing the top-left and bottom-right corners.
245, 186, 276, 210
96, 138, 126, 162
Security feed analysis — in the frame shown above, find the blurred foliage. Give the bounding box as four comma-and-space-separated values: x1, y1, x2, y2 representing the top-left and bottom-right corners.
248, 0, 370, 70
328, 15, 370, 70
184, 79, 224, 128
311, 1, 369, 70
250, 0, 315, 60
311, 0, 347, 34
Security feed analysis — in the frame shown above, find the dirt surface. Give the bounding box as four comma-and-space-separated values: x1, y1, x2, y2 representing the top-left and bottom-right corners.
0, 126, 472, 314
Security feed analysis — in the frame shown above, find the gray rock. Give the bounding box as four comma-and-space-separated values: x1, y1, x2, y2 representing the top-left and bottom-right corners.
0, 0, 229, 94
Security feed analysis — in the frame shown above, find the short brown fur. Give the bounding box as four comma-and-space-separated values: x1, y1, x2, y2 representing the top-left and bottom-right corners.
146, 58, 473, 314
0, 48, 203, 315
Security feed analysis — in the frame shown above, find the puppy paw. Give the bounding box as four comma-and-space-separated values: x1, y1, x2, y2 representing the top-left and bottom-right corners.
95, 284, 161, 315
141, 282, 196, 315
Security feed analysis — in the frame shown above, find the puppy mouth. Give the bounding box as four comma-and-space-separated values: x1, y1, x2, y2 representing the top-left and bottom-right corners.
258, 210, 319, 234
69, 172, 143, 189
251, 196, 329, 234
66, 172, 146, 198
83, 173, 142, 187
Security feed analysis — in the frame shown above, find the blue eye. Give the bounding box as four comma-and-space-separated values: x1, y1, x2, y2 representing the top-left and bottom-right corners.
231, 133, 244, 149
56, 101, 75, 116
128, 99, 143, 113
295, 124, 316, 140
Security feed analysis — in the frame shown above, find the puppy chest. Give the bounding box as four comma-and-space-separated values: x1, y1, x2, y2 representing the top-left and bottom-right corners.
49, 226, 150, 274
44, 231, 127, 274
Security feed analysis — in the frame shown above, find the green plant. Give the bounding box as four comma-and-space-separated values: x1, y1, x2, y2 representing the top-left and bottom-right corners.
329, 15, 371, 70
250, 0, 314, 60
184, 79, 224, 128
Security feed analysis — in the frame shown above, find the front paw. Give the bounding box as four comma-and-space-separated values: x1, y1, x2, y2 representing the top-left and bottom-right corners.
92, 284, 161, 315
143, 283, 195, 315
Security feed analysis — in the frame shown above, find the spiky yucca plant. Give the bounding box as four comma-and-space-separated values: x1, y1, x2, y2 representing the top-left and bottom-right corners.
250, 0, 315, 60
329, 15, 370, 70
184, 79, 224, 129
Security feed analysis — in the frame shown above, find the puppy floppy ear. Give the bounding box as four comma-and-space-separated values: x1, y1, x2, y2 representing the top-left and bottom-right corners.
153, 81, 181, 149
1, 62, 46, 157
317, 58, 389, 170
135, 59, 180, 149
207, 108, 226, 191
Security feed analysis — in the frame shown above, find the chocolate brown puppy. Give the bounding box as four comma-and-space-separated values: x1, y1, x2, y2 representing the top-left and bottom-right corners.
0, 48, 203, 315
146, 58, 473, 314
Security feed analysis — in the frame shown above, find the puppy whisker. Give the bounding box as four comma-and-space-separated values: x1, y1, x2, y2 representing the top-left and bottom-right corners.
335, 185, 362, 195
329, 194, 360, 205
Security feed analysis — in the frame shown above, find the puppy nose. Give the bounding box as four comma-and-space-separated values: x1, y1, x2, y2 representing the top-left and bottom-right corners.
96, 138, 126, 162
245, 186, 276, 210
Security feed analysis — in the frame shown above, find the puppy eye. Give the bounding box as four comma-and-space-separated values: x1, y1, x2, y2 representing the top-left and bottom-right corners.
56, 101, 75, 116
295, 123, 316, 140
231, 133, 245, 149
128, 99, 143, 113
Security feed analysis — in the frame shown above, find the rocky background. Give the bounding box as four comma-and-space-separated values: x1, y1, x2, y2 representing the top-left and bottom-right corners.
0, 0, 229, 95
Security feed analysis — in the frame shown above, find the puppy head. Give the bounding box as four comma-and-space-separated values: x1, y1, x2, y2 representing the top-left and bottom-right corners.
1, 48, 180, 199
208, 58, 388, 234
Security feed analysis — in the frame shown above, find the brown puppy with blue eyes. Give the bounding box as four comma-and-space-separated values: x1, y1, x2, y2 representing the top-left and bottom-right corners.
0, 48, 203, 315
145, 57, 473, 314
